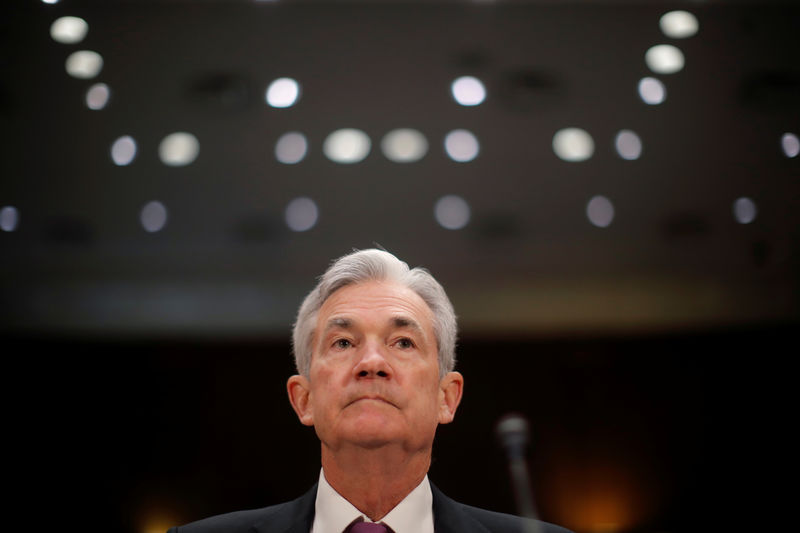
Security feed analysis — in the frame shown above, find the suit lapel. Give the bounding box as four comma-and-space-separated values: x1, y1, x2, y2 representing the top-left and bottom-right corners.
251, 484, 317, 533
431, 483, 490, 533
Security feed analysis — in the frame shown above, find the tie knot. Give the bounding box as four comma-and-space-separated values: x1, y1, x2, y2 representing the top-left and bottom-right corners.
346, 520, 390, 533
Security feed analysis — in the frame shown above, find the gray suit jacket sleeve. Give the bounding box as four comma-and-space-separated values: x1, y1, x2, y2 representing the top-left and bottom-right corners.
167, 482, 573, 533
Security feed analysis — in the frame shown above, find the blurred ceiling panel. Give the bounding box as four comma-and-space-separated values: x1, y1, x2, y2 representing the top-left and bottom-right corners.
1, 1, 798, 336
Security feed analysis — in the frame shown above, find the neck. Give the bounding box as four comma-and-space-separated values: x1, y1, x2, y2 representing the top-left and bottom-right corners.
320, 444, 431, 521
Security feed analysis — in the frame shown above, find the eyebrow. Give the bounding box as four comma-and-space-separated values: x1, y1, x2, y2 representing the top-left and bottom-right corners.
322, 315, 424, 335
323, 317, 352, 333
392, 316, 424, 334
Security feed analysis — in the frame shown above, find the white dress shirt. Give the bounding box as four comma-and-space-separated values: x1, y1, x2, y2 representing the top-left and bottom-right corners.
310, 468, 435, 533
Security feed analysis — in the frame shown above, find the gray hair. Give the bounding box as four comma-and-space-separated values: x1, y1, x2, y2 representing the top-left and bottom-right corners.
292, 249, 457, 377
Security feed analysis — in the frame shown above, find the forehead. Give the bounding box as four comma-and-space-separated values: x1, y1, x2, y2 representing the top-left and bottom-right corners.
315, 280, 435, 332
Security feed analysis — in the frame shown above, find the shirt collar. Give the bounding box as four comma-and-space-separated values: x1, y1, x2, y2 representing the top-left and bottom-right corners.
312, 468, 434, 533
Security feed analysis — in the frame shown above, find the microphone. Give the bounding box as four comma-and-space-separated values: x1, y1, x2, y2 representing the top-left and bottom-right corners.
496, 413, 543, 533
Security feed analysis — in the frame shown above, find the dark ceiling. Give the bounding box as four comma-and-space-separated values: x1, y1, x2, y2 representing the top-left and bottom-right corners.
1, 1, 798, 338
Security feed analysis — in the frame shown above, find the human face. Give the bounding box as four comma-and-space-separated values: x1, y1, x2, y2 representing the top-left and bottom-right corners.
287, 280, 462, 453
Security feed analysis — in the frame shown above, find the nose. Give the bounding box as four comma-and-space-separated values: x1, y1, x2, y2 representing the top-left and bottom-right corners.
353, 342, 391, 379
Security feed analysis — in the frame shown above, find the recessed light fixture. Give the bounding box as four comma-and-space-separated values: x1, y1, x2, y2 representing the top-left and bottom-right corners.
434, 195, 471, 230
65, 50, 103, 79
50, 16, 89, 44
265, 77, 300, 108
323, 129, 371, 164
451, 76, 486, 106
586, 195, 614, 227
553, 128, 594, 162
444, 130, 479, 162
159, 132, 200, 166
381, 129, 428, 163
645, 44, 685, 74
659, 10, 699, 39
285, 197, 319, 232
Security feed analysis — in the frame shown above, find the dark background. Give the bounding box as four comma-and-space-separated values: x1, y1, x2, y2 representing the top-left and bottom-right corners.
2, 1, 799, 532
5, 327, 797, 533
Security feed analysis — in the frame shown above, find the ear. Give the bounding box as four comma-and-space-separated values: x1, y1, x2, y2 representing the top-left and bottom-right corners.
437, 371, 464, 424
287, 374, 314, 426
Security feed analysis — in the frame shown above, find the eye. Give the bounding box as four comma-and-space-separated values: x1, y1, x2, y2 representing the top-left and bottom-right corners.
394, 337, 415, 349
333, 338, 352, 350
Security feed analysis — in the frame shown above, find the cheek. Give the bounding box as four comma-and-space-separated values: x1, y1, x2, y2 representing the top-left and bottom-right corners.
309, 366, 340, 407
413, 378, 444, 419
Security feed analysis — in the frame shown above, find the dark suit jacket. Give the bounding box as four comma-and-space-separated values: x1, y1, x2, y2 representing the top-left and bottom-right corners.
168, 483, 572, 533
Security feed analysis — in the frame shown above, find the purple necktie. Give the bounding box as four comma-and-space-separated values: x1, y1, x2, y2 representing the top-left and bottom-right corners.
346, 520, 390, 533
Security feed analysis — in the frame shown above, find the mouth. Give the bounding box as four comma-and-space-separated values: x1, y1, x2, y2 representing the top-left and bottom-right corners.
347, 396, 396, 408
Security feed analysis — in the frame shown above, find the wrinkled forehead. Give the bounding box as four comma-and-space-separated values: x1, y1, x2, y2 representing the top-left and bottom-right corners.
313, 280, 436, 341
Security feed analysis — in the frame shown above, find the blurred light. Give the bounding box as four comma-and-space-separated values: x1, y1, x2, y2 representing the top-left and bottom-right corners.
275, 132, 308, 164
65, 50, 103, 79
265, 77, 300, 108
659, 10, 699, 39
159, 132, 200, 166
645, 44, 684, 74
553, 128, 594, 162
381, 128, 428, 162
285, 197, 318, 232
42, 0, 60, 4
111, 135, 137, 166
444, 129, 479, 162
50, 16, 88, 44
140, 201, 168, 233
137, 508, 181, 533
434, 195, 471, 230
0, 206, 19, 232
638, 77, 666, 105
733, 197, 757, 224
586, 195, 614, 227
86, 83, 110, 110
323, 128, 371, 163
781, 132, 799, 158
451, 76, 486, 106
141, 522, 174, 533
614, 130, 642, 160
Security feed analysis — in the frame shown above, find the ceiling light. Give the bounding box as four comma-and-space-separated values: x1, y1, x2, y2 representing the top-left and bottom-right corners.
645, 44, 685, 74
586, 195, 614, 227
159, 132, 200, 166
86, 83, 110, 110
65, 50, 103, 79
111, 136, 137, 166
659, 11, 699, 39
638, 77, 666, 105
434, 195, 471, 230
381, 129, 428, 163
266, 77, 300, 108
50, 16, 88, 44
141, 201, 168, 233
0, 206, 19, 232
553, 128, 594, 162
451, 76, 486, 106
323, 129, 371, 164
444, 129, 479, 162
614, 130, 642, 160
285, 197, 318, 232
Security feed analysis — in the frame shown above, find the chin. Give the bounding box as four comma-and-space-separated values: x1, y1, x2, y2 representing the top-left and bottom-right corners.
346, 418, 403, 447
351, 436, 396, 450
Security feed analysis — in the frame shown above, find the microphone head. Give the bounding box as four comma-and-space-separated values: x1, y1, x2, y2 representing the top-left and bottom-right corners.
495, 412, 530, 458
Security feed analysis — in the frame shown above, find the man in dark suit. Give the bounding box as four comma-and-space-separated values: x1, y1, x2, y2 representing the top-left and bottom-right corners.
169, 249, 571, 533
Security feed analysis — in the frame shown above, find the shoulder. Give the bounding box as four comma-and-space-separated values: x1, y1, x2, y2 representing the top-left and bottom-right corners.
456, 502, 573, 533
167, 485, 317, 533
431, 483, 573, 533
